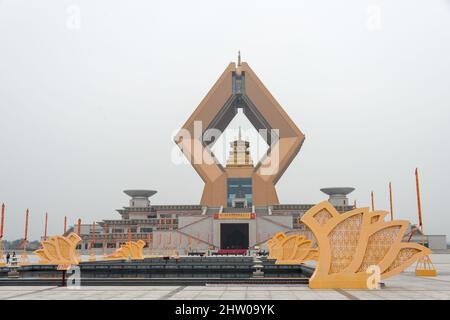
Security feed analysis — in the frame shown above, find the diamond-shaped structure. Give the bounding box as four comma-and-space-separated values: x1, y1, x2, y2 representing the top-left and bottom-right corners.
175, 58, 305, 207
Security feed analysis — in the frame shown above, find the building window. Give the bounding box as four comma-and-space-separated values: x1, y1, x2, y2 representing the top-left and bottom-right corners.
232, 73, 245, 94
227, 178, 252, 208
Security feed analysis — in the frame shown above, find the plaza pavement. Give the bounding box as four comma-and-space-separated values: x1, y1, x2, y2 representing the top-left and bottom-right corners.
0, 253, 448, 300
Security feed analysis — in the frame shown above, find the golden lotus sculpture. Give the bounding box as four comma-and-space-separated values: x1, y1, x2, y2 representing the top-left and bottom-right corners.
34, 232, 81, 265
266, 232, 286, 260
104, 240, 146, 260
301, 201, 432, 289
266, 232, 318, 264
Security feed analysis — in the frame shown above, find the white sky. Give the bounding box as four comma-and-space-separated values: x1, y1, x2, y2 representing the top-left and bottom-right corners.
0, 0, 449, 240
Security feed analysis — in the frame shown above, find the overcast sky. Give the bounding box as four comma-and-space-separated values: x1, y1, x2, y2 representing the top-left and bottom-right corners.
0, 0, 449, 240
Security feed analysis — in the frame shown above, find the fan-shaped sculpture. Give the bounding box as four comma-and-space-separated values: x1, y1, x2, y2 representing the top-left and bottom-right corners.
266, 232, 286, 260
301, 201, 432, 289
104, 240, 146, 260
34, 232, 81, 265
266, 232, 318, 264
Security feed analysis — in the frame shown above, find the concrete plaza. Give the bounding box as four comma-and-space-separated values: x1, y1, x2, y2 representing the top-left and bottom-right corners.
0, 253, 448, 300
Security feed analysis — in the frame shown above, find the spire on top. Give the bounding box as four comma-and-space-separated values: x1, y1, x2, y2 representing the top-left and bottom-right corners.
237, 50, 241, 66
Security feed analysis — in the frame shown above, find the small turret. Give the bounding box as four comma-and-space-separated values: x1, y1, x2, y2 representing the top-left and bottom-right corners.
320, 187, 355, 207
123, 190, 157, 208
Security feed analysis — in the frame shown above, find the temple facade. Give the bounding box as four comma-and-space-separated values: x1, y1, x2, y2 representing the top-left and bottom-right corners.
78, 188, 355, 254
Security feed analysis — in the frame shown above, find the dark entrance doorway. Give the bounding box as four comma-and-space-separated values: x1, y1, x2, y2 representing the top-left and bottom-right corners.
220, 223, 249, 249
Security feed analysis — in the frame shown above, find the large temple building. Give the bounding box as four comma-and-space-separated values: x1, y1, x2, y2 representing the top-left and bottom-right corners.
77, 56, 447, 254
79, 186, 356, 254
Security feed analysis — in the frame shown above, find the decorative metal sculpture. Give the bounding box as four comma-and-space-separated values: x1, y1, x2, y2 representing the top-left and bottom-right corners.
103, 240, 146, 260
34, 232, 81, 265
266, 232, 318, 264
301, 201, 432, 289
413, 167, 437, 277
266, 232, 286, 260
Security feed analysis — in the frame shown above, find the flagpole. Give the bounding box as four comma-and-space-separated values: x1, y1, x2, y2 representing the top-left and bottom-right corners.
371, 191, 375, 211
1, 204, 5, 239
415, 168, 424, 245
89, 221, 96, 261
389, 182, 394, 221
77, 218, 81, 236
21, 209, 29, 264
0, 204, 5, 265
413, 167, 437, 276
44, 212, 48, 240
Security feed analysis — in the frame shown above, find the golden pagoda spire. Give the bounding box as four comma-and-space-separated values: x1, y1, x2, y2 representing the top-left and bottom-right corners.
226, 127, 253, 168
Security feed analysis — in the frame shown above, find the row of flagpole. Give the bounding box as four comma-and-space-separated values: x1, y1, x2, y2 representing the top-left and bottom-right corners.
370, 183, 394, 220
368, 167, 426, 244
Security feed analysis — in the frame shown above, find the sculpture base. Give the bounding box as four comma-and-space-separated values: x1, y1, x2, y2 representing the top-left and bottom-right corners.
309, 273, 370, 289
415, 256, 437, 277
416, 269, 437, 277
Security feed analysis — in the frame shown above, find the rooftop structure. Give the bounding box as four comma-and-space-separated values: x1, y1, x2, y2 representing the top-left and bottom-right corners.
320, 187, 355, 207
123, 190, 157, 208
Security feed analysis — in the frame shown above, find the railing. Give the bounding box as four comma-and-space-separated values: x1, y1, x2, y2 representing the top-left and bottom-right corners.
100, 218, 179, 225
272, 204, 355, 213
81, 232, 173, 241
222, 207, 252, 213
